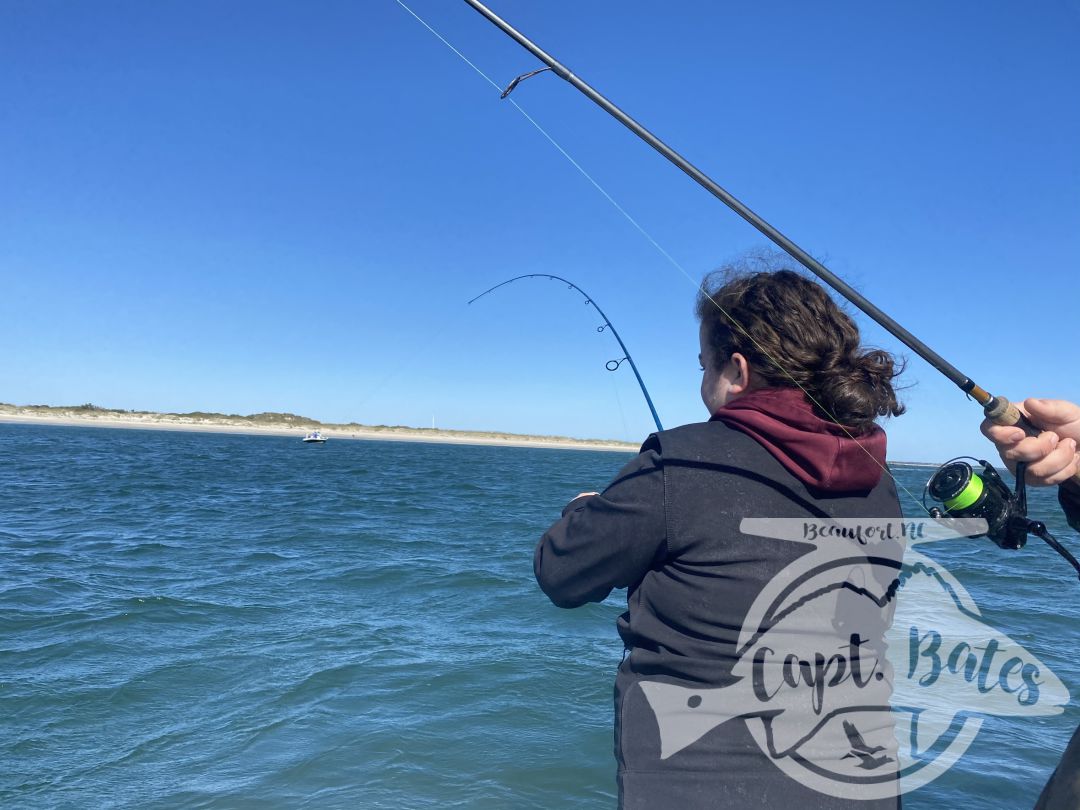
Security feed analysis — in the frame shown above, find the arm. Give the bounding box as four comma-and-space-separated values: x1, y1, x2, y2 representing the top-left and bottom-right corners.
534, 436, 667, 608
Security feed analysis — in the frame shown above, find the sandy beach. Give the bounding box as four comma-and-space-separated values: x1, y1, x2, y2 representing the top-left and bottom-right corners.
0, 404, 637, 453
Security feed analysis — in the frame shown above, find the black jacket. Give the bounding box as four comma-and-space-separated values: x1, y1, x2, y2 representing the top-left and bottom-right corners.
536, 420, 903, 808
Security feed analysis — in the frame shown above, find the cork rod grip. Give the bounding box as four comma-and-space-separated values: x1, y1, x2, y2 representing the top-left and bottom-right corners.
984, 396, 1080, 488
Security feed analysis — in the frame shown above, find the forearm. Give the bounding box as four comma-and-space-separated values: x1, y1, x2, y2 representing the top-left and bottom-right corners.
534, 443, 667, 609
534, 495, 610, 608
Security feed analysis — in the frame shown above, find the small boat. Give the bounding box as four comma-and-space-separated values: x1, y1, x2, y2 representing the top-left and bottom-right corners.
302, 430, 327, 444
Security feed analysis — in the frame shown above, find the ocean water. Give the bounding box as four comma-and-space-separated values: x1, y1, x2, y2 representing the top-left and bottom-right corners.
2, 422, 1079, 809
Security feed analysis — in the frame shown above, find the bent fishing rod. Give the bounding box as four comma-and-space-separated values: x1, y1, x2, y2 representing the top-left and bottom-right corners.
469, 274, 663, 432
459, 0, 1080, 490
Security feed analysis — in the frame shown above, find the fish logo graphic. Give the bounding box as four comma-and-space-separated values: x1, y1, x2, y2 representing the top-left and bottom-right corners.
637, 518, 1069, 800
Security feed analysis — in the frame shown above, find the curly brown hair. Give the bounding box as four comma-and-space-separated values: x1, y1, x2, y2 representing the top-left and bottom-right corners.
695, 262, 906, 434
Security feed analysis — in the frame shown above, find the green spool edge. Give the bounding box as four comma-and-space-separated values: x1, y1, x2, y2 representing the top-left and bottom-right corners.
944, 471, 985, 512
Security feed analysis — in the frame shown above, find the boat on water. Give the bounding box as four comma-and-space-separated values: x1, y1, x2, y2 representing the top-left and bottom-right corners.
302, 430, 327, 444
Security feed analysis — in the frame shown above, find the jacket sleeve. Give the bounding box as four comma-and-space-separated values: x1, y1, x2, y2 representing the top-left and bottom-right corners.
533, 435, 667, 609
1060, 482, 1080, 534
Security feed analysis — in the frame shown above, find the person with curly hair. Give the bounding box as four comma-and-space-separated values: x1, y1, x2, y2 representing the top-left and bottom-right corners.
535, 262, 907, 808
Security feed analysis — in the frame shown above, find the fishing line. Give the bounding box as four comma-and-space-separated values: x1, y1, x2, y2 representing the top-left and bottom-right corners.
391, 0, 687, 277
393, 0, 927, 513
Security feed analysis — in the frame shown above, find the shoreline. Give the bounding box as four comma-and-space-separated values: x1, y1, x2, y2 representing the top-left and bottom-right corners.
0, 410, 638, 453
0, 407, 939, 464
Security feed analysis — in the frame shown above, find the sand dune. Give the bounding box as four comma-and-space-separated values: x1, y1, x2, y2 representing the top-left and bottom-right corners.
0, 403, 637, 452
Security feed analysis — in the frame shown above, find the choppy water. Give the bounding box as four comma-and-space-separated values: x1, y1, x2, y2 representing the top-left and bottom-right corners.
2, 423, 1078, 808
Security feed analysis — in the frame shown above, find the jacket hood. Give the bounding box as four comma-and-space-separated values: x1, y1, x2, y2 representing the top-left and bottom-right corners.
710, 387, 887, 492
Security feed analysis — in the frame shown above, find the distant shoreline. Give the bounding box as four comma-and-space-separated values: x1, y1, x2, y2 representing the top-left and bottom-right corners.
0, 404, 941, 464
0, 403, 638, 453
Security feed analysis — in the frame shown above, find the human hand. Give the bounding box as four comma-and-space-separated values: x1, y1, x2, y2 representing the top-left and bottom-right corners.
980, 398, 1080, 486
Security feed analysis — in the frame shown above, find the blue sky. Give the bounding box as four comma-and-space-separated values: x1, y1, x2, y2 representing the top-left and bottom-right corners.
2, 0, 1077, 462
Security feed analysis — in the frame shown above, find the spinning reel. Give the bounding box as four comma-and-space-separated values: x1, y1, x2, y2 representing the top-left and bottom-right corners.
925, 458, 1080, 581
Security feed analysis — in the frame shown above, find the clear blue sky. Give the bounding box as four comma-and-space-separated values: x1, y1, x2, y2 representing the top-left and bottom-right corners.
2, 0, 1078, 462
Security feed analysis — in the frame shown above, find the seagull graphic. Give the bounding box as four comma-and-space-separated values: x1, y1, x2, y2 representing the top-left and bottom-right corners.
840, 720, 894, 770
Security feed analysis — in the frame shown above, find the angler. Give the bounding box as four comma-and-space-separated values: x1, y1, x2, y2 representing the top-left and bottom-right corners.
535, 268, 907, 806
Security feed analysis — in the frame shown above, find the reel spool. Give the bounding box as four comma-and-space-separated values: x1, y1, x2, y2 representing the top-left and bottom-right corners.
927, 459, 1025, 549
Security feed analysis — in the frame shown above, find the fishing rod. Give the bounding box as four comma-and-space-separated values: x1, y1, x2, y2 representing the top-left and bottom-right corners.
459, 0, 1080, 492
468, 273, 663, 432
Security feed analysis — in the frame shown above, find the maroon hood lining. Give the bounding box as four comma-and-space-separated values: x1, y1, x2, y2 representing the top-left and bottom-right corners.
709, 387, 887, 492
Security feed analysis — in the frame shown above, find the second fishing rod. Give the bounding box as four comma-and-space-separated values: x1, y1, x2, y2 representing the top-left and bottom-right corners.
459, 0, 1079, 490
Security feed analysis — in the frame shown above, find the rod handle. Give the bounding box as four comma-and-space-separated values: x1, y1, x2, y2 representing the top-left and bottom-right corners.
984, 396, 1080, 487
